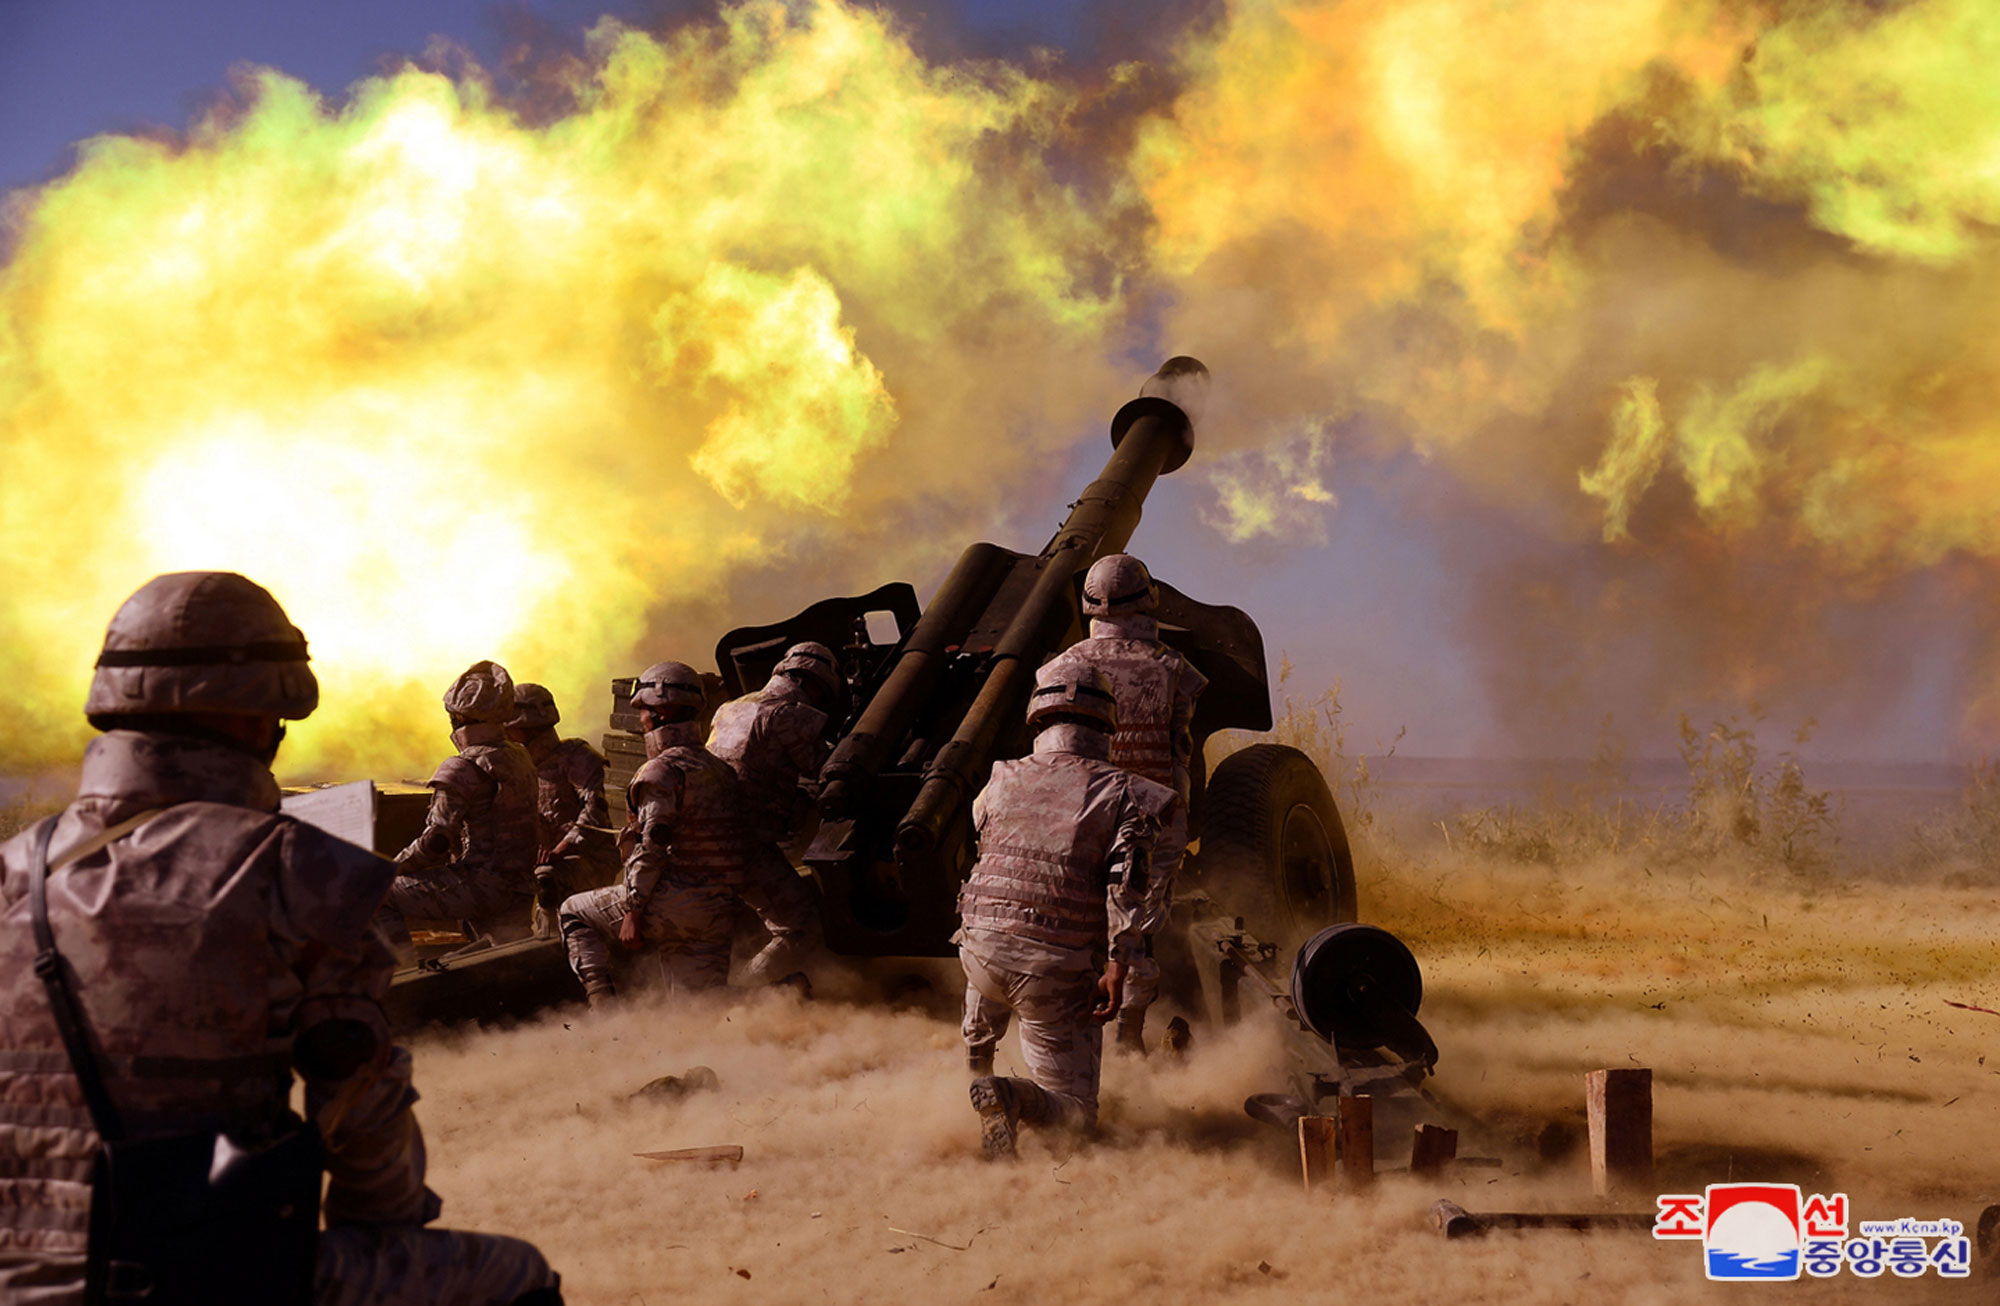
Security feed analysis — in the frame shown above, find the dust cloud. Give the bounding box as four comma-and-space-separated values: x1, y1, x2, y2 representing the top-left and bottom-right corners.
408, 842, 2000, 1304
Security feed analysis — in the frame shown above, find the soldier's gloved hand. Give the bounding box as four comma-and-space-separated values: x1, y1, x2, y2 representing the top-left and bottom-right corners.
534, 868, 563, 913
551, 830, 581, 859
1092, 959, 1126, 1023
617, 911, 644, 952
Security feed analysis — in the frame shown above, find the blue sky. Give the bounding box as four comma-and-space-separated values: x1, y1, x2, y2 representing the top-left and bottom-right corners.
0, 0, 1112, 191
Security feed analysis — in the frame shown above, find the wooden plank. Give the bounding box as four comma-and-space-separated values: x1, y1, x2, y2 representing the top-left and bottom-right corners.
1411, 1123, 1458, 1177
1339, 1094, 1373, 1187
1587, 1068, 1653, 1197
1297, 1115, 1336, 1195
636, 1144, 744, 1167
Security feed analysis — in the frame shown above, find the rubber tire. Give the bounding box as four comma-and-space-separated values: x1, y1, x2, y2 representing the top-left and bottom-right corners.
1196, 744, 1356, 947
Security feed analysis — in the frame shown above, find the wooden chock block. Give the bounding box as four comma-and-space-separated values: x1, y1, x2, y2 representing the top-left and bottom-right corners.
1339, 1094, 1374, 1188
1298, 1115, 1337, 1195
1587, 1068, 1654, 1198
1411, 1123, 1458, 1177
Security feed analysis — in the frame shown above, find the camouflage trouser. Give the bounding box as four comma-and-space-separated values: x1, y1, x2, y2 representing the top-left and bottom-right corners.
737, 840, 820, 984
380, 868, 535, 946
959, 945, 1104, 1129
317, 1223, 557, 1305
0, 1224, 555, 1305
559, 882, 736, 994
1118, 805, 1188, 1020
529, 839, 621, 939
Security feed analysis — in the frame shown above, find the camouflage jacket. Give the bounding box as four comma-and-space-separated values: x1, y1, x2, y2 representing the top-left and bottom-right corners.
0, 731, 440, 1293
1072, 614, 1208, 796
621, 721, 749, 910
705, 678, 828, 842
395, 723, 539, 891
957, 724, 1176, 972
520, 728, 610, 860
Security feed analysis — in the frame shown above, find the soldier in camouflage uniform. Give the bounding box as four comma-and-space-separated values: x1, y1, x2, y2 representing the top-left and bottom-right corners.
958, 659, 1177, 1158
1059, 553, 1207, 1054
503, 684, 616, 937
559, 661, 749, 1007
0, 571, 559, 1305
380, 662, 542, 951
705, 642, 837, 984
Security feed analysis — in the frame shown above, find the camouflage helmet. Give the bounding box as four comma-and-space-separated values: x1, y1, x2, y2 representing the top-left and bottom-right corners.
444, 660, 515, 724
85, 571, 317, 727
508, 682, 560, 730
1027, 654, 1118, 733
632, 660, 705, 713
774, 641, 840, 696
1081, 553, 1158, 618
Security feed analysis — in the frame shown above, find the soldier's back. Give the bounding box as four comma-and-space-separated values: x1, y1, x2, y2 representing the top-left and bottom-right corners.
0, 732, 392, 1292
1066, 633, 1201, 789
449, 736, 541, 878
633, 742, 748, 886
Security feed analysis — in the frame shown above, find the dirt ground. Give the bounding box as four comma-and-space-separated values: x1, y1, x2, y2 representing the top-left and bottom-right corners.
407, 845, 2000, 1305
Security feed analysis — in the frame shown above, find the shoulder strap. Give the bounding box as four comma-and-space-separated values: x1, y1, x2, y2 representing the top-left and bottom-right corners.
28, 809, 167, 1144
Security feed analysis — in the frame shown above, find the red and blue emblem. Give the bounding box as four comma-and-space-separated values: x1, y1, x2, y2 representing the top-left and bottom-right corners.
1704, 1183, 1803, 1281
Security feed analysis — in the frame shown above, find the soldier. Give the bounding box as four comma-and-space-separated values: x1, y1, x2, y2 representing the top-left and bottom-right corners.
1061, 552, 1207, 1054
958, 659, 1177, 1159
0, 571, 560, 1304
503, 683, 616, 936
380, 661, 542, 950
706, 642, 837, 984
558, 661, 747, 1007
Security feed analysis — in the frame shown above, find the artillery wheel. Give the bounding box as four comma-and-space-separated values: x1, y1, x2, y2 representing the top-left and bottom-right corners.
1196, 744, 1356, 946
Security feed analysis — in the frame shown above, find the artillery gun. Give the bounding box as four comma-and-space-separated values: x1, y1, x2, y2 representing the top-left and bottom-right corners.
306, 359, 1433, 1077
602, 357, 1356, 968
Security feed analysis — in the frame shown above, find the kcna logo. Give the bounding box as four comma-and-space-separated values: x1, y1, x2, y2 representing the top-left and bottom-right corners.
1654, 1184, 1971, 1281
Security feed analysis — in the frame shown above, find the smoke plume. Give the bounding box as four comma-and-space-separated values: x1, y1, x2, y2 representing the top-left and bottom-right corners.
5, 0, 2000, 771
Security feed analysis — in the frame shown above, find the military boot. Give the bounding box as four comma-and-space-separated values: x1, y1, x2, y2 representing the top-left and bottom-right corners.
966, 1042, 996, 1078
969, 1075, 1020, 1159
1114, 1010, 1147, 1057
583, 980, 617, 1011
969, 1075, 1053, 1159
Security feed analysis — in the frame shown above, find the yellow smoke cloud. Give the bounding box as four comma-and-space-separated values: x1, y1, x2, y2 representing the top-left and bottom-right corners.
1679, 0, 2000, 266
1131, 0, 2000, 743
658, 263, 896, 513
8, 0, 2000, 772
0, 0, 1127, 777
1581, 359, 1831, 538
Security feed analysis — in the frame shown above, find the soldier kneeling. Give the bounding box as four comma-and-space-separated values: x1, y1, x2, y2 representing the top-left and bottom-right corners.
379, 662, 542, 953
957, 657, 1177, 1158
503, 683, 617, 937
558, 661, 748, 1007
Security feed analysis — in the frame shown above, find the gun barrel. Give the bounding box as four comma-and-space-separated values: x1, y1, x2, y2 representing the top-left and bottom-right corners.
819, 542, 1014, 820
895, 359, 1205, 858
